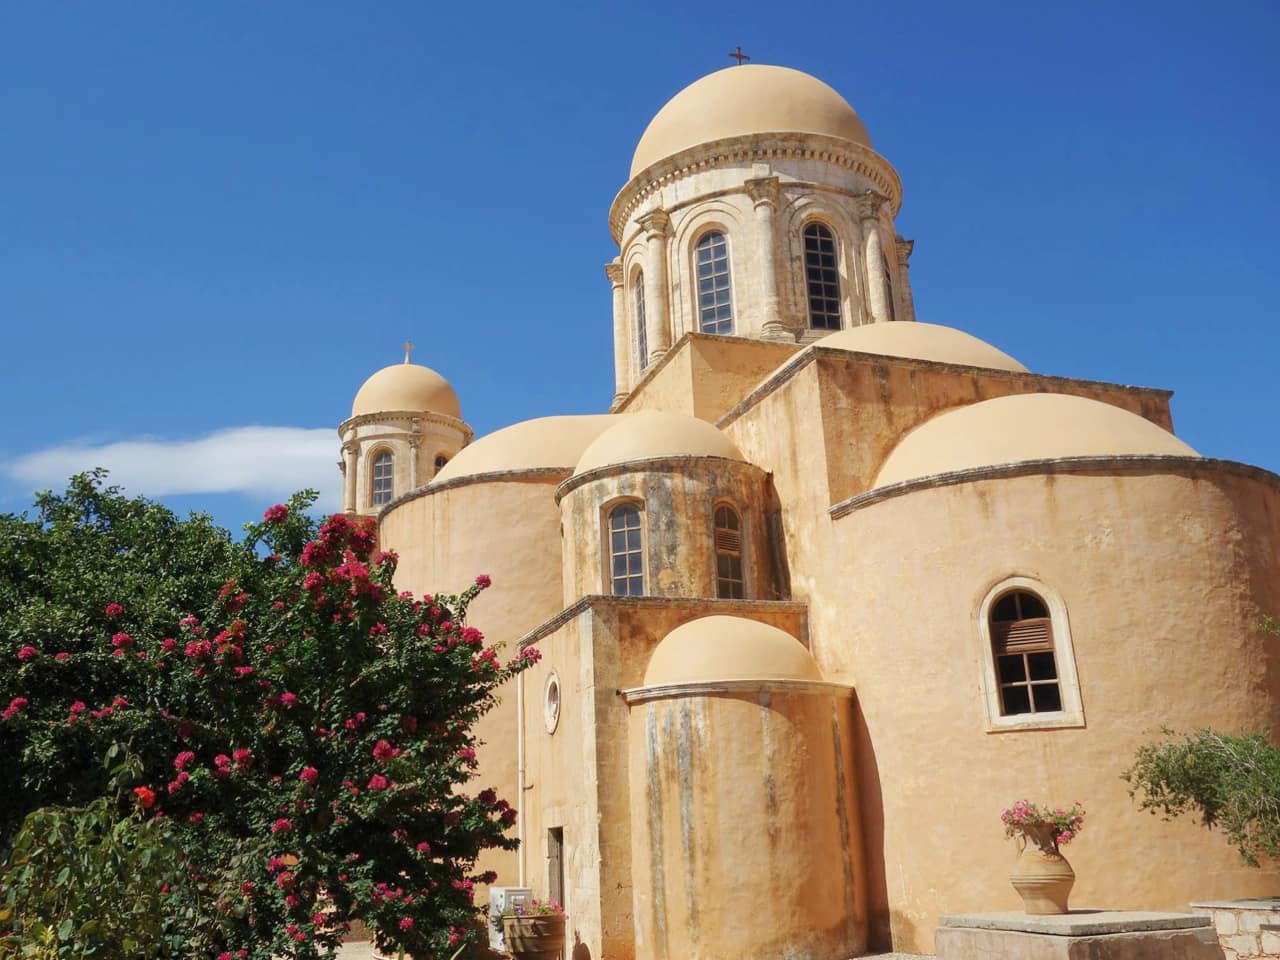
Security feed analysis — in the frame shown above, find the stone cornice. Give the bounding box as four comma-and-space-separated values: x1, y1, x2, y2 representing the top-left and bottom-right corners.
554, 455, 766, 503
337, 410, 473, 442
603, 260, 624, 286
717, 343, 1174, 431
609, 132, 902, 243
514, 595, 810, 649
377, 467, 569, 522
620, 677, 852, 704
828, 455, 1280, 518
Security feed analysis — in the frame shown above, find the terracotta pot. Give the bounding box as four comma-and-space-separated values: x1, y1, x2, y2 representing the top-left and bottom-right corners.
1009, 822, 1075, 914
503, 914, 566, 960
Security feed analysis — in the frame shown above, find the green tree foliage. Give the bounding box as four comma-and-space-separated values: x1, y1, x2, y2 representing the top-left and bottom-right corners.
1124, 620, 1280, 868
0, 473, 537, 958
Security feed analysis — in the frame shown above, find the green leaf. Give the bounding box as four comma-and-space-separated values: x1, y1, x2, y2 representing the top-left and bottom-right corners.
57, 917, 73, 940
54, 866, 70, 887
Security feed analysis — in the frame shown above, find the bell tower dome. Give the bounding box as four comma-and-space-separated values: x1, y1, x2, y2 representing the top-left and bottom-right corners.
337, 344, 472, 516
605, 64, 917, 405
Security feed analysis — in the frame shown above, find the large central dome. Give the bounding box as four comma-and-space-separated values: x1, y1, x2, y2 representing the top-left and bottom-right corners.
629, 64, 871, 178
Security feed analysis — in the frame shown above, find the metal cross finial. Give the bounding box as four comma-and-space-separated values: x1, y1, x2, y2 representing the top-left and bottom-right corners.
728, 45, 750, 65
402, 340, 414, 364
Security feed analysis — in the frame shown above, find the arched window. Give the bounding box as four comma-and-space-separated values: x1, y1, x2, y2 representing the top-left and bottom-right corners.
371, 451, 394, 506
803, 223, 842, 330
713, 504, 744, 599
633, 271, 648, 371
880, 252, 896, 322
607, 503, 644, 596
989, 590, 1059, 715
433, 453, 449, 474
695, 231, 733, 335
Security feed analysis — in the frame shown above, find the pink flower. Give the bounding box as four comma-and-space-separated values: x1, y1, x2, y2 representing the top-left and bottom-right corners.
285, 893, 300, 907
279, 691, 298, 710
367, 774, 389, 791
263, 504, 289, 523
372, 740, 401, 765
111, 632, 132, 648
54, 652, 70, 661
456, 747, 476, 762
475, 574, 491, 589
399, 917, 414, 931
416, 841, 431, 853
518, 646, 542, 664
160, 637, 177, 652
174, 751, 196, 771
234, 666, 254, 677
299, 766, 319, 785
184, 640, 212, 659
2, 697, 29, 721
17, 646, 38, 662
232, 748, 252, 770
302, 571, 325, 592
69, 701, 86, 715
276, 871, 295, 890
105, 603, 124, 618
271, 818, 292, 835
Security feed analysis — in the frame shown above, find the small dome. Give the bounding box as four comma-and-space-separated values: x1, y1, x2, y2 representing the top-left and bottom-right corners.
573, 412, 745, 477
874, 393, 1200, 488
351, 363, 461, 420
644, 616, 821, 686
432, 415, 617, 484
818, 322, 1027, 373
630, 65, 871, 178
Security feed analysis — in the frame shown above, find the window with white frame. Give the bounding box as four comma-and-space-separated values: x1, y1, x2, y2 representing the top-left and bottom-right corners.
713, 504, 745, 599
803, 223, 842, 330
633, 271, 648, 370
695, 231, 733, 334
607, 502, 644, 596
371, 451, 394, 506
977, 577, 1084, 731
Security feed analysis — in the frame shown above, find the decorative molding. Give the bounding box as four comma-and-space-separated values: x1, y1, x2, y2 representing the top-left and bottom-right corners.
603, 260, 624, 286
895, 237, 915, 266
854, 189, 890, 221
555, 455, 766, 503
377, 466, 572, 521
637, 208, 670, 239
610, 133, 903, 242
744, 175, 780, 208
828, 455, 1280, 518
337, 409, 473, 444
620, 677, 853, 705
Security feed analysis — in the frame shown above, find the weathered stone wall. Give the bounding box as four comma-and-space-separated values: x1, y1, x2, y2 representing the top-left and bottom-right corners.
1193, 900, 1280, 960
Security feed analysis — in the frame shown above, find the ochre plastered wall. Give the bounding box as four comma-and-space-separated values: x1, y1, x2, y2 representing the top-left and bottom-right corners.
379, 475, 569, 886
822, 465, 1280, 953
626, 688, 868, 960
517, 598, 809, 960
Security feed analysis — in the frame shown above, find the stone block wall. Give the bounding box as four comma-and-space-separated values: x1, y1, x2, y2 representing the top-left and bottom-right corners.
1192, 899, 1280, 959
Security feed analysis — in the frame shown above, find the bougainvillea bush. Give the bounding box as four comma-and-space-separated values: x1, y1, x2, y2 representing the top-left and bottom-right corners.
0, 473, 535, 958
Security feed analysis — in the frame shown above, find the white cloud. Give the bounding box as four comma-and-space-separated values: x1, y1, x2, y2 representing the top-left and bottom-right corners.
5, 426, 340, 508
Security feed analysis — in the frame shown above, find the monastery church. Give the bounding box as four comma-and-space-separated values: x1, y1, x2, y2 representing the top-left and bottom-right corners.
336, 64, 1280, 957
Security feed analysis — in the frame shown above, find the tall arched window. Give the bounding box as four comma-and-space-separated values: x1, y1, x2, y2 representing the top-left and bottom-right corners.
803, 223, 842, 330
633, 271, 648, 371
989, 590, 1058, 715
695, 231, 733, 334
607, 503, 644, 596
880, 253, 896, 322
713, 504, 744, 599
371, 451, 394, 506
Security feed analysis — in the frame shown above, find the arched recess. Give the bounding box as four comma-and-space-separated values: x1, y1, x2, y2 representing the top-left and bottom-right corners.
778, 194, 862, 330
630, 265, 649, 374
601, 497, 646, 597
367, 445, 396, 508
975, 576, 1085, 732
671, 199, 747, 340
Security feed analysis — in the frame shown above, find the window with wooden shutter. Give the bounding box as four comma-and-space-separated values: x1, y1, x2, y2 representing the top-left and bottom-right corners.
990, 590, 1061, 715
714, 504, 744, 599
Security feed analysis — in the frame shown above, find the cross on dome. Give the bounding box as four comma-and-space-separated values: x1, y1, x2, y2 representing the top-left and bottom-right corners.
402, 340, 414, 364
728, 45, 750, 65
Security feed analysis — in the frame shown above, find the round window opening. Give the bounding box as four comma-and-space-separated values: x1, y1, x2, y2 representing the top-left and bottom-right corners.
543, 672, 561, 735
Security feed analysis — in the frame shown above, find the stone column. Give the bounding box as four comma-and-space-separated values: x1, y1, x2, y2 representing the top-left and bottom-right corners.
638, 209, 671, 364
408, 437, 419, 490
894, 238, 917, 323
605, 259, 628, 406
341, 441, 358, 514
745, 176, 788, 341
858, 192, 891, 324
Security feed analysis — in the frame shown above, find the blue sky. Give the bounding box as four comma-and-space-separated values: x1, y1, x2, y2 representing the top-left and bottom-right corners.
2, 1, 1276, 535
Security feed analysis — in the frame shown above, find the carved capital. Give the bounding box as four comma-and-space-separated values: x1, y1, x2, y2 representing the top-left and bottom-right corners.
342, 442, 359, 458
855, 190, 890, 221
604, 260, 624, 287
638, 208, 670, 239
895, 237, 915, 266
744, 176, 780, 208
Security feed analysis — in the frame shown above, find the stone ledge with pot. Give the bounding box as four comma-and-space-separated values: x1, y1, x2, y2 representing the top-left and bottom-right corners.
936, 910, 1223, 959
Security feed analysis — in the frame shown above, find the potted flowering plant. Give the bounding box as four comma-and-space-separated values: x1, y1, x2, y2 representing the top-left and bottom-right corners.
499, 898, 566, 960
1000, 800, 1086, 914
